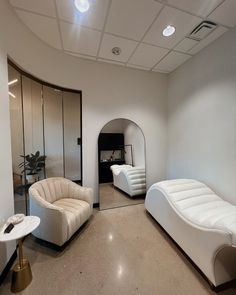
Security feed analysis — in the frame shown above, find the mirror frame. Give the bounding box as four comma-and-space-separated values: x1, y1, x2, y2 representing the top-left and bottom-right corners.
97, 118, 146, 210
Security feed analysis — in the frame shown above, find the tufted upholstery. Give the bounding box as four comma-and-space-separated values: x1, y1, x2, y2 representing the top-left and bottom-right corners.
155, 179, 236, 244
145, 179, 236, 286
110, 165, 146, 196
29, 177, 93, 246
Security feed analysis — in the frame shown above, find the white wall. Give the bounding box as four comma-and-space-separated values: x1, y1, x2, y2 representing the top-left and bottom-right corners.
0, 0, 168, 204
101, 119, 126, 133
0, 45, 15, 273
167, 27, 236, 204
124, 121, 145, 167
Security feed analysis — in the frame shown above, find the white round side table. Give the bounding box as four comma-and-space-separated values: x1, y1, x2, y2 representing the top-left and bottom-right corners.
0, 216, 40, 293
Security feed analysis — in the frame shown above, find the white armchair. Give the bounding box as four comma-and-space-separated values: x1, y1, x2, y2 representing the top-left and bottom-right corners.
29, 177, 93, 246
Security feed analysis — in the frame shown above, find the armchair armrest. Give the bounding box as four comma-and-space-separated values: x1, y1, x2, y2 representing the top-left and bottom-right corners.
29, 188, 68, 246
69, 183, 94, 209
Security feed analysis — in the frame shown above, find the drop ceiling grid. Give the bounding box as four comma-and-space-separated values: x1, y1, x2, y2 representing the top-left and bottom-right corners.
53, 0, 64, 51
9, 0, 56, 17
55, 0, 111, 30
15, 9, 62, 50
124, 4, 166, 67
105, 0, 163, 41
8, 0, 232, 73
154, 0, 226, 19
95, 0, 166, 66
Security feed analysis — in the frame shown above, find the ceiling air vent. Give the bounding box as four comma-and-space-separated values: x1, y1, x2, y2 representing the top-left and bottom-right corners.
188, 21, 218, 41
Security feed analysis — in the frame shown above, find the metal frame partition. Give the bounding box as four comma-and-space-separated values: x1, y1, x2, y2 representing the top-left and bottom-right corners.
8, 59, 83, 214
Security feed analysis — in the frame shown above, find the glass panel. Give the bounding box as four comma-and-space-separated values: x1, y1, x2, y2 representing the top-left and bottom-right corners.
8, 62, 82, 214
63, 91, 81, 181
100, 150, 123, 162
22, 76, 45, 180
43, 86, 64, 177
8, 65, 25, 214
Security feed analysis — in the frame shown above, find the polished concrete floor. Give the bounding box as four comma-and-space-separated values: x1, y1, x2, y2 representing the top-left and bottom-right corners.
99, 183, 145, 210
1, 204, 236, 295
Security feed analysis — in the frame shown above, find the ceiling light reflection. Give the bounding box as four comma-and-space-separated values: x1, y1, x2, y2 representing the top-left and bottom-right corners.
9, 91, 16, 98
117, 265, 123, 278
8, 79, 18, 86
74, 0, 90, 13
108, 234, 113, 241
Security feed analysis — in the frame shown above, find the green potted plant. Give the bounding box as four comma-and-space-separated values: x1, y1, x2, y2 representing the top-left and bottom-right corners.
19, 151, 46, 184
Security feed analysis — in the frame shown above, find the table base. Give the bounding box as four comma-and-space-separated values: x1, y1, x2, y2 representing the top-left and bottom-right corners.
11, 259, 32, 293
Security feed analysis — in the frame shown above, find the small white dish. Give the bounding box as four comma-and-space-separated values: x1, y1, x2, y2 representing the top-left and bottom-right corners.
7, 214, 25, 225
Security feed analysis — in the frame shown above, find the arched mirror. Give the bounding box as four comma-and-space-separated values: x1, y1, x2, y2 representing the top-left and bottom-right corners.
98, 119, 146, 210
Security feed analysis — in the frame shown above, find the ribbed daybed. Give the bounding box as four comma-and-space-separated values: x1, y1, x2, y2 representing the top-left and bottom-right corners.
110, 164, 146, 197
145, 179, 236, 287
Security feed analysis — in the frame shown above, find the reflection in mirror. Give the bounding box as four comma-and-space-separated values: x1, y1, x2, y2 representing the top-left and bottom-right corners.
63, 91, 81, 181
8, 65, 26, 214
8, 62, 82, 216
98, 119, 146, 210
43, 86, 64, 178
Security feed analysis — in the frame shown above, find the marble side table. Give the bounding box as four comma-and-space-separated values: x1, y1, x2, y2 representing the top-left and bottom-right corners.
0, 216, 40, 292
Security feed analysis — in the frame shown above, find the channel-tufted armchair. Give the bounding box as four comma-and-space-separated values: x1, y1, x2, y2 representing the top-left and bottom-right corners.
29, 177, 93, 246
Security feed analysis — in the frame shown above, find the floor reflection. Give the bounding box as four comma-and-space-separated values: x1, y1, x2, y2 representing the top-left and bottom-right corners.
14, 193, 26, 215
99, 183, 145, 210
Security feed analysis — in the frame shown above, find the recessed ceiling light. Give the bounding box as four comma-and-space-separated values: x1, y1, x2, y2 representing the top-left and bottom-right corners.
74, 0, 90, 13
8, 79, 18, 86
111, 47, 121, 56
162, 25, 176, 37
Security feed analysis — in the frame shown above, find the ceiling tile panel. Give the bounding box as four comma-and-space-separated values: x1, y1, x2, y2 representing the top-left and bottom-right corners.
144, 6, 202, 49
154, 51, 191, 72
66, 52, 97, 60
127, 64, 150, 71
15, 10, 61, 49
10, 0, 56, 17
128, 43, 169, 68
164, 0, 223, 18
208, 0, 236, 27
99, 34, 138, 62
60, 21, 101, 56
56, 0, 110, 31
152, 68, 169, 74
105, 0, 163, 41
188, 26, 228, 55
174, 38, 199, 53
97, 58, 125, 66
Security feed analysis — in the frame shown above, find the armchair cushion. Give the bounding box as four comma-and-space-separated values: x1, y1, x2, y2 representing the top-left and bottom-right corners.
53, 198, 91, 239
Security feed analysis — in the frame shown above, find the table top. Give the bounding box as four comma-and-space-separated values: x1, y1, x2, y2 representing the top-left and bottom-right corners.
0, 216, 40, 242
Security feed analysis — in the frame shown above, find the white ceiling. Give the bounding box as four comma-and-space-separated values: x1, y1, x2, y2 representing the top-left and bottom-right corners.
8, 0, 235, 73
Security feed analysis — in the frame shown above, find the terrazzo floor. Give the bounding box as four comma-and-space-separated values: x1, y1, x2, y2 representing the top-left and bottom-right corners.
1, 204, 236, 295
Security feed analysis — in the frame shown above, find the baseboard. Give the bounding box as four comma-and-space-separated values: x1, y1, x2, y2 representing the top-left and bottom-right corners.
93, 203, 99, 208
0, 250, 17, 286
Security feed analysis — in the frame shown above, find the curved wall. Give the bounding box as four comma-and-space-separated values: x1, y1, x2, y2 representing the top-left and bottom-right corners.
0, 0, 168, 205
0, 45, 15, 277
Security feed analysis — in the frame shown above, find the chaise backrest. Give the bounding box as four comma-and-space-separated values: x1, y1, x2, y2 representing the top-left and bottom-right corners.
110, 164, 133, 176
29, 177, 75, 203
154, 179, 236, 241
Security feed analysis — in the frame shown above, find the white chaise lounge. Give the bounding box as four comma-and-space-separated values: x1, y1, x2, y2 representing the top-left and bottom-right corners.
145, 179, 236, 287
110, 165, 146, 197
